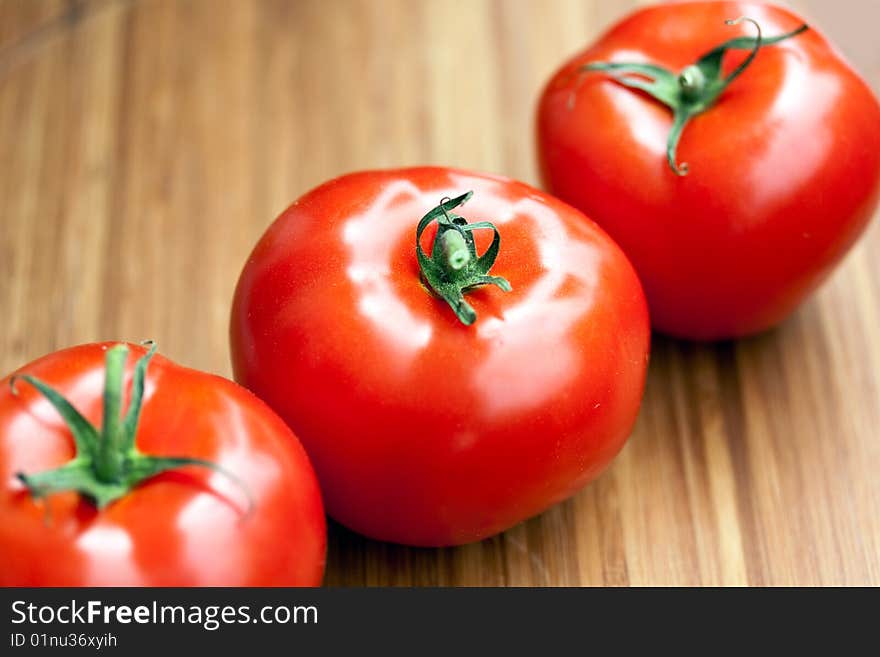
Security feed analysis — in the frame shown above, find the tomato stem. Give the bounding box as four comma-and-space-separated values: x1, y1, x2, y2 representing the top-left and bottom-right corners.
416, 192, 512, 325
440, 229, 471, 271
678, 65, 706, 101
9, 343, 252, 510
94, 345, 128, 482
574, 18, 808, 175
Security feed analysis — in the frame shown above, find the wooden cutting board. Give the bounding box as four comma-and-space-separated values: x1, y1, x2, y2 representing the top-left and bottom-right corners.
1, 0, 877, 586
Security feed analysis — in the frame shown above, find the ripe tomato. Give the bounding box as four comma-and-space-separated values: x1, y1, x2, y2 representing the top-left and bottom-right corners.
537, 1, 880, 339
230, 167, 649, 546
0, 342, 326, 586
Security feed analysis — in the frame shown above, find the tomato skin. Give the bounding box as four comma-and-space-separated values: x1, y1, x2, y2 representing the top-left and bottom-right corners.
0, 343, 326, 586
537, 1, 880, 340
231, 167, 649, 546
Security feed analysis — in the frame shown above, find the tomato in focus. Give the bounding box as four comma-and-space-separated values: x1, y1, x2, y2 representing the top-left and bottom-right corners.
230, 167, 649, 546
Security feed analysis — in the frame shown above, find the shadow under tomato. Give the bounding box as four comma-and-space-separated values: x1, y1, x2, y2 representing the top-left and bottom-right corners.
323, 495, 584, 587
323, 518, 462, 587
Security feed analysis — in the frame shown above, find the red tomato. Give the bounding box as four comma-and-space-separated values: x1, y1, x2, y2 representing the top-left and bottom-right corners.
230, 167, 649, 546
537, 1, 880, 339
0, 342, 326, 586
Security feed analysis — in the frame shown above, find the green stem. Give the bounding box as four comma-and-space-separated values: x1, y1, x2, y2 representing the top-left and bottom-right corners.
678, 65, 707, 101
576, 17, 808, 175
718, 17, 764, 89
10, 342, 251, 510
416, 192, 511, 325
94, 345, 128, 482
667, 110, 693, 175
440, 229, 471, 272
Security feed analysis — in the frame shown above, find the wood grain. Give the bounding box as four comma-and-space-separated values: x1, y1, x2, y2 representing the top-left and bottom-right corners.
1, 0, 877, 586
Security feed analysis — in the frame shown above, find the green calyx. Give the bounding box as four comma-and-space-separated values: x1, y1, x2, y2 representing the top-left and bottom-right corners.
577, 17, 809, 175
416, 191, 511, 325
10, 342, 248, 510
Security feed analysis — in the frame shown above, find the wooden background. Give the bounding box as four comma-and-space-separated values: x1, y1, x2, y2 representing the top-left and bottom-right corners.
1, 0, 878, 586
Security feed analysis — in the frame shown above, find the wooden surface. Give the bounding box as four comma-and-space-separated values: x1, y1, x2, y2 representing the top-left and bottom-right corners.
1, 0, 878, 586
